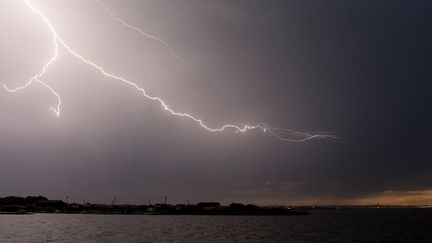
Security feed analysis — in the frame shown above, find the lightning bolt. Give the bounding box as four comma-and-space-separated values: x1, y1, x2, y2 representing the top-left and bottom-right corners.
2, 13, 61, 116
2, 0, 338, 142
96, 0, 189, 66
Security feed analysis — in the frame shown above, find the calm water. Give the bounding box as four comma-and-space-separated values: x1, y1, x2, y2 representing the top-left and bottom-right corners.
0, 209, 431, 242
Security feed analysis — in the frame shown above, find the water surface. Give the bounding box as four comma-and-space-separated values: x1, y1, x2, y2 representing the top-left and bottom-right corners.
1, 209, 431, 242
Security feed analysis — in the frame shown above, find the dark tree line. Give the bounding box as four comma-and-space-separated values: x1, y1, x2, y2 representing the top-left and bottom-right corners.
0, 196, 49, 205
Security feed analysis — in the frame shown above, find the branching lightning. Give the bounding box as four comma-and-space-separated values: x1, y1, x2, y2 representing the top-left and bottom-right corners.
96, 0, 189, 66
2, 0, 338, 142
2, 14, 61, 116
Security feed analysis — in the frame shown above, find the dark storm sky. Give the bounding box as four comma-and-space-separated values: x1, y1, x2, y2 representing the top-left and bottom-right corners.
0, 0, 431, 205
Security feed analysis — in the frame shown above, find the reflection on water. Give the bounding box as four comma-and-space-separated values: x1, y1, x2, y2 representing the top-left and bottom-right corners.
0, 209, 431, 242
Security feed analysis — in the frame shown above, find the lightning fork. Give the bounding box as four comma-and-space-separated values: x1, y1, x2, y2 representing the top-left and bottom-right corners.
2, 0, 337, 142
2, 1, 61, 116
96, 0, 189, 66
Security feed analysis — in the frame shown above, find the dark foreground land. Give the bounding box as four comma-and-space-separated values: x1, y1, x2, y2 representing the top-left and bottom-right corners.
0, 196, 308, 215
